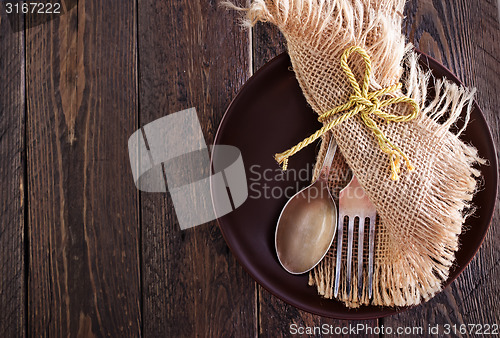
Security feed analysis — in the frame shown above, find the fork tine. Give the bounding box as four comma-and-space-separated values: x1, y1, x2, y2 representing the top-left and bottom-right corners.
368, 215, 376, 299
346, 216, 355, 297
357, 216, 365, 300
333, 214, 344, 298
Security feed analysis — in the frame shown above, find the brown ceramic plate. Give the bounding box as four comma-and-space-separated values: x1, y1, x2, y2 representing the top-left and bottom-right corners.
211, 51, 498, 319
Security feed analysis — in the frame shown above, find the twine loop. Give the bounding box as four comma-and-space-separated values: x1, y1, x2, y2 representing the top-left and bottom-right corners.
274, 46, 420, 180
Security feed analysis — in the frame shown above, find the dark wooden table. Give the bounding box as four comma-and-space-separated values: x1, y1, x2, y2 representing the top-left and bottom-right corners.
1, 1, 498, 336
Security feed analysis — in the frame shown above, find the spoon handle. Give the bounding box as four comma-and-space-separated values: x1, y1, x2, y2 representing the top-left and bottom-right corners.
318, 133, 337, 183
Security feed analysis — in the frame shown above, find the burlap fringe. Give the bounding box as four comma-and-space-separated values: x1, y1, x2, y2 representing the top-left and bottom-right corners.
226, 0, 483, 308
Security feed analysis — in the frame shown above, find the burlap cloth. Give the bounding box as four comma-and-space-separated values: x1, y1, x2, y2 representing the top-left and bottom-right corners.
228, 0, 482, 308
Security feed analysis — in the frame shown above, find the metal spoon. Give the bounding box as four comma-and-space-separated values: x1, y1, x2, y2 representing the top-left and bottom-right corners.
275, 136, 338, 274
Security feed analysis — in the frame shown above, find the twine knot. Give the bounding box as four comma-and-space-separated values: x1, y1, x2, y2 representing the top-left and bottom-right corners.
274, 46, 420, 180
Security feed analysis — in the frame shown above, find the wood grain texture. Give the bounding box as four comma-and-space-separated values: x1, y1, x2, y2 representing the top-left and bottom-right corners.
26, 0, 141, 336
0, 0, 496, 336
253, 23, 378, 337
384, 0, 500, 333
0, 11, 25, 338
252, 23, 286, 70
138, 0, 255, 336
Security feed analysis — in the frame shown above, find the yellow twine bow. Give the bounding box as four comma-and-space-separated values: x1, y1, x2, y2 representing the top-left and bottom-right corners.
274, 46, 420, 180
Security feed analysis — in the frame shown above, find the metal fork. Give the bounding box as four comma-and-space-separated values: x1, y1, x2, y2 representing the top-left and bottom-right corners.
333, 174, 377, 300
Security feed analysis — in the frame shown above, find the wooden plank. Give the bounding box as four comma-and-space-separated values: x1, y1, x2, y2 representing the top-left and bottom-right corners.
0, 11, 26, 338
384, 0, 500, 332
137, 1, 256, 336
26, 1, 141, 335
252, 23, 285, 70
253, 23, 378, 337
